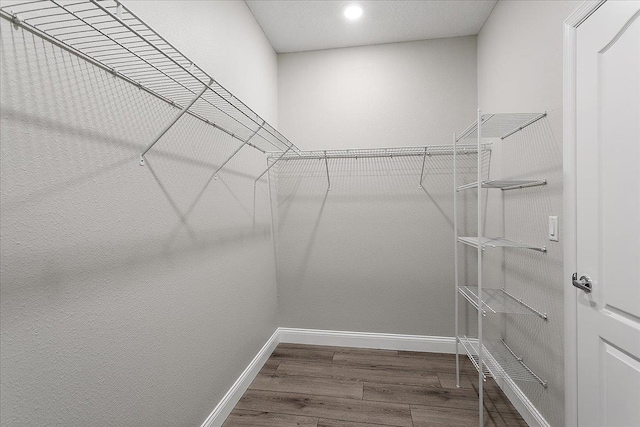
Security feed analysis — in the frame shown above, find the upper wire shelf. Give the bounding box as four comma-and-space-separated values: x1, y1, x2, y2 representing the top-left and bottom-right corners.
458, 286, 547, 319
458, 236, 547, 252
0, 0, 299, 155
457, 179, 547, 192
267, 144, 491, 160
456, 113, 546, 141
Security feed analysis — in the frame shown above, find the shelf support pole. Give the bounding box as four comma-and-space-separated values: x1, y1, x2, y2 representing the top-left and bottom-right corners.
453, 133, 460, 388
139, 78, 213, 165
419, 147, 428, 189
324, 151, 331, 191
477, 109, 484, 427
254, 146, 292, 185
212, 121, 265, 179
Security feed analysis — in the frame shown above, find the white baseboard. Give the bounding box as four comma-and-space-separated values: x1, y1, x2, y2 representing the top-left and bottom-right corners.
496, 375, 550, 427
278, 327, 456, 353
199, 329, 280, 427
200, 328, 547, 427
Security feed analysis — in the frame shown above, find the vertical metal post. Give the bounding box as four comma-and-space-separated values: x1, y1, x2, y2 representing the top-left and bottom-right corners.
454, 133, 460, 388
477, 109, 484, 427
139, 78, 213, 165
419, 147, 428, 188
324, 151, 331, 191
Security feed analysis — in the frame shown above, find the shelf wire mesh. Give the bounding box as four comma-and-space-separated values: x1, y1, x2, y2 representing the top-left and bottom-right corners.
458, 286, 547, 319
456, 113, 546, 141
0, 0, 299, 154
457, 236, 547, 252
268, 144, 490, 160
458, 336, 547, 387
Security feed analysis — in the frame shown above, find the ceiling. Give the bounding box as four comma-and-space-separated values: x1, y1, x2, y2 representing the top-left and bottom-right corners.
246, 0, 498, 53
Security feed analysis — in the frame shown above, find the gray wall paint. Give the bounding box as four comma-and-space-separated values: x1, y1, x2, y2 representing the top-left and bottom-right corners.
275, 37, 477, 334
278, 37, 478, 150
476, 2, 579, 426
0, 2, 279, 426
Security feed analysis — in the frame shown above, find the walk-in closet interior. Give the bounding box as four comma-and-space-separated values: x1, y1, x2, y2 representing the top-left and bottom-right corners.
1, 1, 585, 426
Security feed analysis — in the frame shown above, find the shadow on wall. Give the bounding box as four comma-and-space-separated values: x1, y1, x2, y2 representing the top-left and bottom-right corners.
271, 149, 485, 335
0, 26, 272, 290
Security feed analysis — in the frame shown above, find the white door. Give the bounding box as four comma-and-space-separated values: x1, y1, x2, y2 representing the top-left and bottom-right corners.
576, 1, 640, 426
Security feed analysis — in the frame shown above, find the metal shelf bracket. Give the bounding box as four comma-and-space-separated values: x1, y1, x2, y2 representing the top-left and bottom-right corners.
419, 147, 429, 189
254, 145, 292, 185
324, 151, 331, 191
139, 78, 213, 165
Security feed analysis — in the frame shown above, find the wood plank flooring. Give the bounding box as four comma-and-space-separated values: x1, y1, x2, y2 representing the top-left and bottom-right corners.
223, 343, 528, 427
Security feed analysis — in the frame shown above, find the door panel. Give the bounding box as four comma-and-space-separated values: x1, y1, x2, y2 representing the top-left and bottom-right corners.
601, 341, 640, 427
576, 2, 640, 426
600, 10, 640, 318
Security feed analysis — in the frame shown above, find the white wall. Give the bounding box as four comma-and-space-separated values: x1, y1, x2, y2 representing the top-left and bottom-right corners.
275, 37, 477, 335
476, 2, 580, 426
0, 2, 279, 426
278, 37, 477, 150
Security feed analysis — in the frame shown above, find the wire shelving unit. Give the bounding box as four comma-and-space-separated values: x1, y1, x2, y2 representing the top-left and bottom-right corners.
457, 179, 547, 191
458, 336, 548, 387
453, 111, 549, 427
0, 0, 300, 171
458, 286, 547, 319
457, 236, 547, 252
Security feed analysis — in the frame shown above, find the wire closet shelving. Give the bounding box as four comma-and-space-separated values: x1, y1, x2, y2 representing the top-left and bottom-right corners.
267, 144, 490, 191
0, 0, 301, 174
453, 111, 549, 427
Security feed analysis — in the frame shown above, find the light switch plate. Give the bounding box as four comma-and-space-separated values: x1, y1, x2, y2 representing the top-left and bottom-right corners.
549, 216, 559, 241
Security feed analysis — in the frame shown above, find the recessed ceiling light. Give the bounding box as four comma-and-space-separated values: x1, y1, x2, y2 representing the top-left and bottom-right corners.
343, 3, 364, 21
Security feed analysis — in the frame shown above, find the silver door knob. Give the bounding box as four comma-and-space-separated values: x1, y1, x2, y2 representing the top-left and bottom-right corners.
572, 273, 592, 293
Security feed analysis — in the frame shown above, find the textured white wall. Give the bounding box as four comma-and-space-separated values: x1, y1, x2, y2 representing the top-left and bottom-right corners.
274, 37, 477, 335
0, 2, 279, 426
476, 2, 580, 426
278, 36, 477, 150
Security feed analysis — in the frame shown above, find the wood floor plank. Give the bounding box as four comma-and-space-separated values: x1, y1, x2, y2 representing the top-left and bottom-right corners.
363, 382, 478, 411
235, 390, 413, 427
271, 347, 335, 363
437, 372, 474, 389
276, 360, 441, 387
250, 374, 364, 399
222, 409, 319, 427
278, 343, 399, 357
318, 418, 399, 427
410, 405, 519, 427
333, 352, 477, 374
398, 351, 457, 359
260, 359, 281, 375
226, 344, 524, 427
470, 382, 523, 417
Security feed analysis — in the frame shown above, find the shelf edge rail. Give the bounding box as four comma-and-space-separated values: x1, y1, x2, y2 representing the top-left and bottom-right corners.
0, 0, 301, 165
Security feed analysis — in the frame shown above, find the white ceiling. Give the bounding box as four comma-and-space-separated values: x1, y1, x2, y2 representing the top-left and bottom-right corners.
246, 0, 498, 53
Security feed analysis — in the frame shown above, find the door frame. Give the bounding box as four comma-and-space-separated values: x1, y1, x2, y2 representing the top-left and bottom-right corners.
562, 1, 606, 426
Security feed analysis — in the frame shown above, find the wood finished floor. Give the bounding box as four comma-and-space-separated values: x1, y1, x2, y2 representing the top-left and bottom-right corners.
223, 343, 528, 427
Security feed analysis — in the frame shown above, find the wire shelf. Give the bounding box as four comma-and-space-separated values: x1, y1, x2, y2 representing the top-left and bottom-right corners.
267, 144, 491, 160
457, 179, 547, 192
0, 0, 299, 155
458, 286, 547, 319
456, 113, 546, 141
457, 236, 546, 252
458, 336, 547, 387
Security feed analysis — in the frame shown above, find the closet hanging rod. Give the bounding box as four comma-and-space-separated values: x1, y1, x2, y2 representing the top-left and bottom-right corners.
0, 0, 301, 156
266, 144, 491, 160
